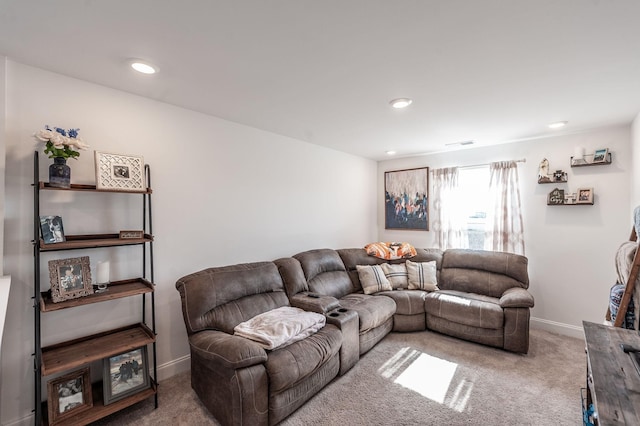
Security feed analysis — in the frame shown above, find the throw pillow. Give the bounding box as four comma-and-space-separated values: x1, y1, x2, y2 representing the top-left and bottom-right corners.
381, 263, 409, 289
356, 264, 392, 294
406, 260, 439, 291
365, 242, 417, 260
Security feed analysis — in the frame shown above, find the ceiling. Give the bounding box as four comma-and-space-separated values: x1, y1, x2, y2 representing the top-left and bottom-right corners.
1, 1, 640, 161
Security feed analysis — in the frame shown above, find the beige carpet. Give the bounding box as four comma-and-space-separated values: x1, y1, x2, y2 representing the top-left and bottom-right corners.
95, 328, 585, 425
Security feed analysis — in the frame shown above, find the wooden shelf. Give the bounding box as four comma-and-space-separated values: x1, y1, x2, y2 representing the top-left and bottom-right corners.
41, 323, 155, 376
571, 152, 612, 167
39, 234, 153, 251
547, 202, 594, 206
39, 182, 152, 194
40, 278, 154, 312
42, 379, 157, 426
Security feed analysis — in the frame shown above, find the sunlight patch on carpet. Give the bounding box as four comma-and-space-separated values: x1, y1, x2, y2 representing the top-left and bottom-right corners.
378, 347, 471, 412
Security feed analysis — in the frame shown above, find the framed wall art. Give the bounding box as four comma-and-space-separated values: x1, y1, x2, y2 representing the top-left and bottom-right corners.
48, 256, 93, 303
577, 187, 594, 204
95, 151, 146, 192
40, 215, 65, 244
103, 346, 150, 405
384, 167, 429, 231
47, 367, 92, 424
592, 148, 609, 163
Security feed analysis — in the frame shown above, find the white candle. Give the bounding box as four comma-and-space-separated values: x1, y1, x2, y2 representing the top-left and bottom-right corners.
97, 261, 110, 284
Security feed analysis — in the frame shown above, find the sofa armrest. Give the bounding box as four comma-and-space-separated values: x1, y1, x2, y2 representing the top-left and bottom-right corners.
499, 287, 535, 308
290, 293, 340, 314
189, 330, 268, 370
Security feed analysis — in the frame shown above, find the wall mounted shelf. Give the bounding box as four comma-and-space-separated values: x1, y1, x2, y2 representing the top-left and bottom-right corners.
571, 152, 612, 167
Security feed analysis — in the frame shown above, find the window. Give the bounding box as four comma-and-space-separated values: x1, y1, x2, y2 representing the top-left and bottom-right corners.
457, 167, 490, 250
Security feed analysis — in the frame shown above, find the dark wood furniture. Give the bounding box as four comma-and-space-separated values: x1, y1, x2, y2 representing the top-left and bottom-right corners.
583, 321, 640, 425
32, 151, 157, 425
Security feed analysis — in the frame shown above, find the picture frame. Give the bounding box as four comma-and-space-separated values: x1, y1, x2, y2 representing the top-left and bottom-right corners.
577, 187, 594, 204
119, 230, 144, 239
384, 167, 429, 231
593, 148, 609, 163
48, 256, 93, 303
95, 151, 146, 192
40, 215, 65, 244
547, 188, 565, 205
47, 367, 92, 424
103, 346, 150, 405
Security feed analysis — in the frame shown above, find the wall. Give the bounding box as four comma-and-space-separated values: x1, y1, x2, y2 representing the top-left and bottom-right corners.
632, 112, 640, 210
378, 126, 631, 336
1, 61, 377, 425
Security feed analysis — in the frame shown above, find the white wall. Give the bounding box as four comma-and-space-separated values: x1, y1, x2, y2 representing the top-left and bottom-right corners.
378, 127, 632, 336
631, 112, 640, 210
1, 61, 377, 425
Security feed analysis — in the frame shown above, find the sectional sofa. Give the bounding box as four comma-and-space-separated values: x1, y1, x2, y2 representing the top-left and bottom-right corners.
176, 247, 533, 425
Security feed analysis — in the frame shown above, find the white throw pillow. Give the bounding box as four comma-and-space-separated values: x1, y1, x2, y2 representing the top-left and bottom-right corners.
381, 263, 409, 289
356, 264, 392, 294
406, 260, 439, 291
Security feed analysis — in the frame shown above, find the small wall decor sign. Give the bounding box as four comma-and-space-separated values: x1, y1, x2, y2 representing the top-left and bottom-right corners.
119, 230, 144, 239
547, 188, 565, 205
384, 167, 429, 231
95, 152, 146, 192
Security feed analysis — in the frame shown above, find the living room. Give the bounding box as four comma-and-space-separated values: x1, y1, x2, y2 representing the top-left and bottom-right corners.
1, 2, 640, 425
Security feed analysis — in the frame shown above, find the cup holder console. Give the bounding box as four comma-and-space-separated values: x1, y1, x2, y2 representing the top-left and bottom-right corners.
329, 312, 340, 317
338, 308, 348, 313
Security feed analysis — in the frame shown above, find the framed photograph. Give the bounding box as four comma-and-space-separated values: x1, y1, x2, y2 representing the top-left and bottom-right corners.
40, 215, 65, 244
593, 148, 609, 163
547, 188, 565, 205
384, 167, 429, 230
103, 346, 150, 405
119, 230, 144, 239
577, 187, 594, 204
47, 367, 92, 424
95, 151, 146, 192
48, 256, 93, 303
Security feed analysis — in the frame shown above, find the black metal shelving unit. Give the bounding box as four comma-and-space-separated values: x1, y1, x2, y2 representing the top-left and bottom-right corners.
32, 151, 157, 425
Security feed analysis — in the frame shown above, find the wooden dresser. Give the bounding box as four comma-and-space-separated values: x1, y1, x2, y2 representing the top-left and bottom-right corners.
583, 321, 640, 425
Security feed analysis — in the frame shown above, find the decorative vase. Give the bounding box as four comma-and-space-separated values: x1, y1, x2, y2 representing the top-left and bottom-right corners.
49, 157, 71, 188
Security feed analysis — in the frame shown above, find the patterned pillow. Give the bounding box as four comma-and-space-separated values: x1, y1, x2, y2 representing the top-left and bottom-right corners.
356, 264, 392, 294
365, 242, 417, 260
381, 263, 409, 289
406, 260, 439, 291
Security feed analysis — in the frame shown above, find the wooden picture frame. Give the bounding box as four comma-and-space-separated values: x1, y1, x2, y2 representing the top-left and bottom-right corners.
577, 187, 594, 204
40, 215, 65, 244
48, 256, 93, 303
384, 167, 429, 231
119, 230, 144, 239
47, 367, 92, 424
103, 346, 150, 405
95, 151, 146, 192
593, 148, 608, 163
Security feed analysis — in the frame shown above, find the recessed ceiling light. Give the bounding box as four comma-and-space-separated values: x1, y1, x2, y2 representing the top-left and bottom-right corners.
548, 121, 568, 129
386, 150, 397, 155
129, 60, 158, 75
389, 98, 413, 109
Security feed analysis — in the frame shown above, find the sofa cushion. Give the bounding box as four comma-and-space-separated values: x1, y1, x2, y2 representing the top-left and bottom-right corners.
295, 249, 354, 299
424, 290, 503, 329
381, 263, 409, 289
266, 324, 341, 393
377, 290, 427, 315
338, 293, 396, 333
356, 265, 392, 294
406, 260, 439, 291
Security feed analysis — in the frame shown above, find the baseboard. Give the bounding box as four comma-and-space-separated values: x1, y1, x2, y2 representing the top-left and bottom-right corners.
3, 413, 32, 426
156, 353, 190, 381
530, 316, 584, 339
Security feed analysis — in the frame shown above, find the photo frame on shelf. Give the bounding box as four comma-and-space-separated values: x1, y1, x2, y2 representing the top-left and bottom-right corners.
577, 187, 594, 204
47, 367, 92, 424
103, 346, 150, 405
119, 230, 144, 239
384, 167, 429, 231
95, 151, 146, 192
40, 215, 65, 244
547, 188, 565, 205
48, 256, 93, 303
593, 148, 609, 163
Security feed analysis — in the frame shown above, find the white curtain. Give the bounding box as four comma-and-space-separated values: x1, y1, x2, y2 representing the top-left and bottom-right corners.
431, 167, 468, 250
484, 161, 525, 255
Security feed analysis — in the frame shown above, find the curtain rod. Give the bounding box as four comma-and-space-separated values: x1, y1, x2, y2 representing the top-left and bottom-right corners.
458, 158, 526, 170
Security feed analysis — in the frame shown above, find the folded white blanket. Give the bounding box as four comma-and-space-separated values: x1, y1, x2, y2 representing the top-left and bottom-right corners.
234, 306, 326, 350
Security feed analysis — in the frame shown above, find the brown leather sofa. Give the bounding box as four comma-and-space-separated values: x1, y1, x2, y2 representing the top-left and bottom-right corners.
176, 248, 534, 425
175, 262, 342, 426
